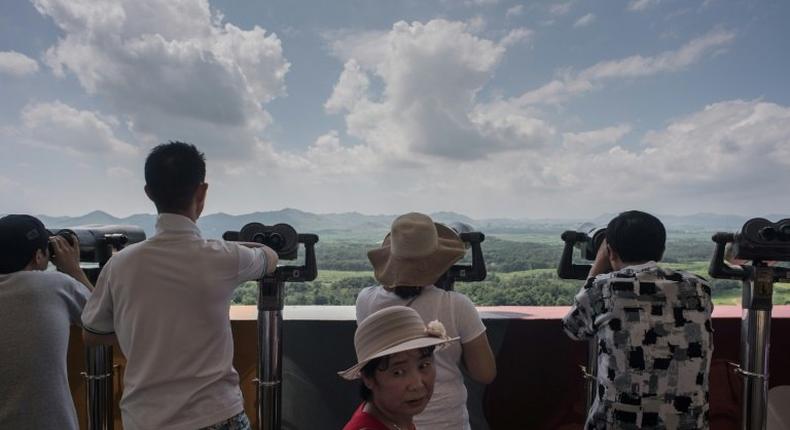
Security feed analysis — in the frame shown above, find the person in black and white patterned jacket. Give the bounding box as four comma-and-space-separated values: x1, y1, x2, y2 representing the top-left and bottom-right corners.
563, 210, 713, 430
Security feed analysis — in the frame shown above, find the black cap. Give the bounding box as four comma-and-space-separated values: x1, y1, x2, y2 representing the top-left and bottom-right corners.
0, 214, 49, 274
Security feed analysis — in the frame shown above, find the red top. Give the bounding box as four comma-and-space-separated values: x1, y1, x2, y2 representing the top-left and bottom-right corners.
342, 403, 415, 430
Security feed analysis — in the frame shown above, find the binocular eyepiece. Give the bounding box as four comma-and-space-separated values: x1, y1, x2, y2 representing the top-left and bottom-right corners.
561, 224, 607, 261
223, 223, 300, 260
729, 218, 790, 262
757, 222, 790, 243
558, 224, 607, 280
433, 222, 487, 291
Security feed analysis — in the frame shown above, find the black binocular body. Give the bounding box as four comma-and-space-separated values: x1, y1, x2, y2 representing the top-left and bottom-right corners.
223, 223, 302, 260
557, 224, 607, 280
223, 223, 319, 283
710, 218, 790, 283
434, 222, 487, 291
48, 225, 147, 265
726, 218, 790, 262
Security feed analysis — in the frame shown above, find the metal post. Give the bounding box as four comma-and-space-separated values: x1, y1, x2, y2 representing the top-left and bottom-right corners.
736, 264, 773, 430
585, 339, 598, 410
257, 277, 284, 430
83, 345, 114, 430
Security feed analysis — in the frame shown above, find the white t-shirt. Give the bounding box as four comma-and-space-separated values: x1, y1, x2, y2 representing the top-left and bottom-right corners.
0, 270, 90, 430
81, 214, 268, 430
356, 285, 486, 430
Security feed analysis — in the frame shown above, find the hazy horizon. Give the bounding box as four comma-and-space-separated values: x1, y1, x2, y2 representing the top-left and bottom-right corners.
2, 0, 789, 219
17, 207, 789, 225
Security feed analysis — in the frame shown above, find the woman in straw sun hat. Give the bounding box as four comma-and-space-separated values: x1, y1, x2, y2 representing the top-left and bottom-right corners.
340, 306, 458, 430
355, 212, 496, 430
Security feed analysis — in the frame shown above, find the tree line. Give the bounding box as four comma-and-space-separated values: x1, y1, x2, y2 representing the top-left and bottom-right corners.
229, 236, 773, 306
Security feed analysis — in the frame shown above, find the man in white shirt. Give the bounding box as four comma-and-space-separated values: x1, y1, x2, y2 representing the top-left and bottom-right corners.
82, 141, 278, 430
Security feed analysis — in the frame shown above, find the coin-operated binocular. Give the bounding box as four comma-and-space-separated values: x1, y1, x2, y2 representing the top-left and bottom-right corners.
434, 222, 487, 291
556, 223, 607, 412
223, 223, 318, 430
47, 224, 146, 430
557, 224, 607, 280
49, 225, 146, 270
709, 218, 790, 430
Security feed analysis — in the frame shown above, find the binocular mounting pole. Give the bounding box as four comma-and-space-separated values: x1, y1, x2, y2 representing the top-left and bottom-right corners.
710, 232, 790, 430
82, 235, 124, 430
558, 230, 598, 413
256, 234, 318, 430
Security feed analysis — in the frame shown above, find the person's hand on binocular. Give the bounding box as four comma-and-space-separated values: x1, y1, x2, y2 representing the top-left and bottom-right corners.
49, 234, 81, 275
238, 241, 279, 274
588, 238, 613, 279
49, 235, 93, 290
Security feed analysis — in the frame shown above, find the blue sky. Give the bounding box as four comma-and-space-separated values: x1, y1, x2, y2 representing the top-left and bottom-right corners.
1, 0, 789, 219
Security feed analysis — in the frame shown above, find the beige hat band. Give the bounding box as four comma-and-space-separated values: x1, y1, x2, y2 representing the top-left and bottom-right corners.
354, 315, 427, 362
339, 306, 460, 380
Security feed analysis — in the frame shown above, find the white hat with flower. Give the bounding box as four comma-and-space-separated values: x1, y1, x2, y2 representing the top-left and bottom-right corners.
338, 306, 458, 380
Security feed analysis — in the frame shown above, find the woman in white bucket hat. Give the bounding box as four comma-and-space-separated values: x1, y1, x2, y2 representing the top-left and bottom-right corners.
340, 306, 458, 430
356, 213, 496, 430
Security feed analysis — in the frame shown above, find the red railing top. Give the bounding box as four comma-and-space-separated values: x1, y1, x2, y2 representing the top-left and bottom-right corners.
228, 305, 790, 321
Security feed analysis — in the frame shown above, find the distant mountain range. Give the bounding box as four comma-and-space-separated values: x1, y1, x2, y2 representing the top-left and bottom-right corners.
13, 208, 787, 240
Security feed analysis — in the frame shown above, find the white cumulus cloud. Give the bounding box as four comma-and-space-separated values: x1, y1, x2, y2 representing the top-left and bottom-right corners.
0, 51, 39, 76
563, 124, 631, 151
324, 19, 551, 162
517, 28, 735, 105
19, 101, 138, 156
501, 27, 534, 47
33, 0, 290, 160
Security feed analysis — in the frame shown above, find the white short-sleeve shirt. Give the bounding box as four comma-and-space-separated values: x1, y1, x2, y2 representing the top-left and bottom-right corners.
356, 285, 486, 430
81, 214, 268, 430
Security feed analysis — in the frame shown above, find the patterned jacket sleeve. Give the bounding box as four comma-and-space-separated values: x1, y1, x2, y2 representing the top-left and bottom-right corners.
562, 277, 601, 340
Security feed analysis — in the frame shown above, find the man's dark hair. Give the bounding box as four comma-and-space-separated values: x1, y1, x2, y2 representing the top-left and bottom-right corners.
144, 141, 206, 213
606, 210, 666, 263
358, 346, 436, 400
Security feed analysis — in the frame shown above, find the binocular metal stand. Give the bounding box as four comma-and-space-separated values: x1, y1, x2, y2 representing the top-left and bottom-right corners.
79, 232, 140, 430
255, 234, 318, 430
710, 232, 790, 430
82, 345, 115, 430
83, 264, 116, 430
738, 264, 776, 430
557, 230, 599, 412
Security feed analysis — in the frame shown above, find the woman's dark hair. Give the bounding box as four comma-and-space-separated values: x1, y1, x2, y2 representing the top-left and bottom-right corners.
606, 210, 666, 263
392, 286, 422, 299
358, 345, 436, 401
144, 141, 206, 213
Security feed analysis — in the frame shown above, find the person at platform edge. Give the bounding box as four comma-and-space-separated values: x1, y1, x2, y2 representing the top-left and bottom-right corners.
81, 141, 279, 430
562, 210, 713, 430
356, 212, 496, 430
0, 214, 92, 429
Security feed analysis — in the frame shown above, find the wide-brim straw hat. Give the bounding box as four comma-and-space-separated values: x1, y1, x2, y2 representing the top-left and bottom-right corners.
368, 212, 466, 288
338, 306, 459, 380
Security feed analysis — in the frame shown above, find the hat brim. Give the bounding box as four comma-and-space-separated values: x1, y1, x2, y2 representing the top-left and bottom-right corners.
367, 223, 466, 288
337, 335, 459, 380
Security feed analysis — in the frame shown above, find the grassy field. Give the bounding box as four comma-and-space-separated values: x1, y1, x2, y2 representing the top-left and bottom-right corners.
316, 270, 373, 283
